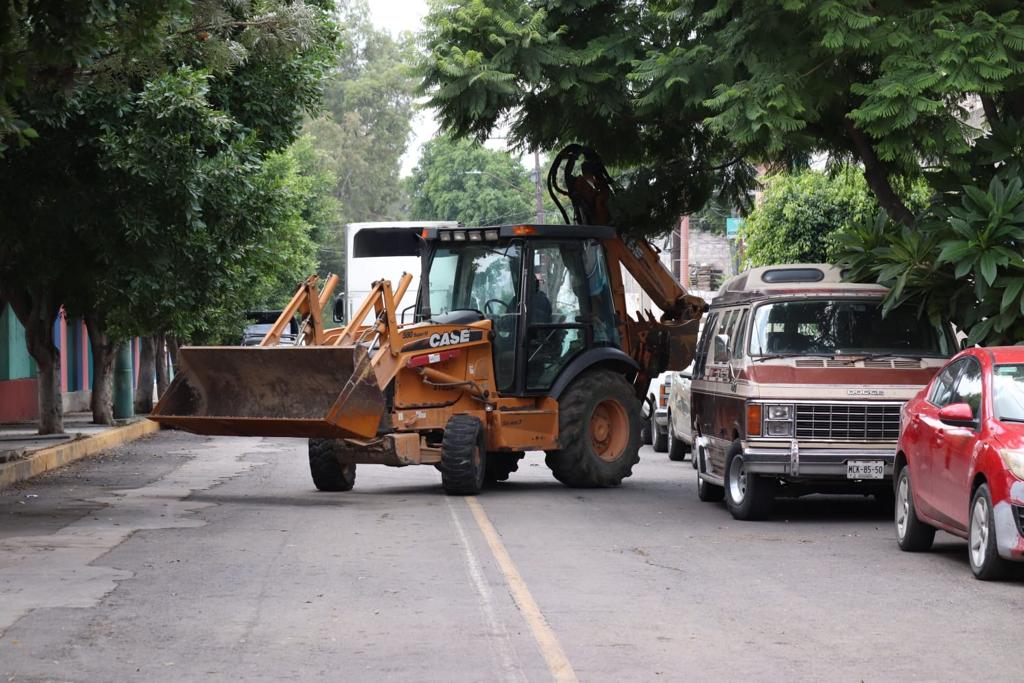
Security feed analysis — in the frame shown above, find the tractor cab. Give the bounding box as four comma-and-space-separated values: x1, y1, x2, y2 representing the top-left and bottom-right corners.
417, 224, 622, 396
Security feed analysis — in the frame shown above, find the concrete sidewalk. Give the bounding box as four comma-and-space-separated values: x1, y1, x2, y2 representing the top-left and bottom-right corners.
0, 413, 159, 487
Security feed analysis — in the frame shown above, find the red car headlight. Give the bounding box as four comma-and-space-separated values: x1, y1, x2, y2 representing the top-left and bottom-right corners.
999, 449, 1024, 480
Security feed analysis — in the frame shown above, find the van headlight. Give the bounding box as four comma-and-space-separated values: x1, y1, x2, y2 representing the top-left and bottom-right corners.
763, 404, 794, 437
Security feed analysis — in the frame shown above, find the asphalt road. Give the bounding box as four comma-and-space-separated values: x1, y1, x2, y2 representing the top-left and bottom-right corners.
1, 431, 1021, 682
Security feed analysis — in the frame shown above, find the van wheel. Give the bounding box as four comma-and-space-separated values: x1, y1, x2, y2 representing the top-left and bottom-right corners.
724, 443, 774, 520
308, 439, 356, 492
696, 443, 724, 502
546, 370, 641, 487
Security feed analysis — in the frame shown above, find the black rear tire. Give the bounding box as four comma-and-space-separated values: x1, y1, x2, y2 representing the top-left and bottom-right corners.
724, 443, 775, 520
895, 466, 935, 552
545, 370, 641, 488
652, 413, 668, 453
668, 418, 687, 461
439, 415, 487, 495
308, 439, 357, 492
485, 452, 524, 483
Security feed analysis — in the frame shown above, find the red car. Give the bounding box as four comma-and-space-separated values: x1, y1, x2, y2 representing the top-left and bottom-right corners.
896, 347, 1024, 579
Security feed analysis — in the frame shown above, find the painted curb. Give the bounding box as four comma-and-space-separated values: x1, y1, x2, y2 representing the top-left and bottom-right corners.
0, 419, 160, 488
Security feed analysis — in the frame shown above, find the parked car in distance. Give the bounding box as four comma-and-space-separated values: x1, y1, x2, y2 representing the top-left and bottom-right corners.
667, 363, 694, 462
691, 264, 956, 520
242, 311, 299, 346
642, 372, 672, 452
895, 347, 1024, 580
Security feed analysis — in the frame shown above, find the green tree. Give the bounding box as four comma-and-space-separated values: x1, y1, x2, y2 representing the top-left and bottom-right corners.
0, 1, 340, 431
408, 137, 536, 225
304, 0, 418, 278
742, 169, 876, 267
420, 1, 757, 237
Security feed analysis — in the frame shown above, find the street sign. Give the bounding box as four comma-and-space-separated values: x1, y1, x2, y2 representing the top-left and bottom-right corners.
726, 217, 743, 238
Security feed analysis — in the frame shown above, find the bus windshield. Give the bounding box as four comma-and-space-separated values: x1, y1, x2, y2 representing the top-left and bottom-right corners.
748, 299, 951, 357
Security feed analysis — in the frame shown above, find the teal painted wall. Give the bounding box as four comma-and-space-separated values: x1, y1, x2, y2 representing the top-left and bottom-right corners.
0, 305, 36, 381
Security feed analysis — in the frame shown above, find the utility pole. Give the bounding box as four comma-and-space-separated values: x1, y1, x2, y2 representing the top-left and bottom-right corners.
534, 150, 544, 224
680, 215, 690, 288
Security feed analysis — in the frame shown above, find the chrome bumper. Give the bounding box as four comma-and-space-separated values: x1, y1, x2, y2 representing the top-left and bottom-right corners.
743, 442, 895, 478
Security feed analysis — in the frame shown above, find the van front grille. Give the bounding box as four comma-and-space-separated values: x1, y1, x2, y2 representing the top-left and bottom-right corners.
794, 403, 902, 441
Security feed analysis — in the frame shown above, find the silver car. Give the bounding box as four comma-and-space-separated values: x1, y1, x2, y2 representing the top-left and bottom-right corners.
666, 363, 694, 463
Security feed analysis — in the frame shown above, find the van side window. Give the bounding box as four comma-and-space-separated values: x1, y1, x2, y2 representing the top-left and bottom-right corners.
712, 310, 735, 364
693, 312, 718, 379
731, 309, 748, 360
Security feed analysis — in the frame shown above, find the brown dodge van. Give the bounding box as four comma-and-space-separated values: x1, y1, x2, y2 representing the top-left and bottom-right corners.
691, 264, 956, 520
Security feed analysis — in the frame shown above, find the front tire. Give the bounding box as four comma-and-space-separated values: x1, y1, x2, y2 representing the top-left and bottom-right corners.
667, 418, 687, 461
308, 439, 357, 492
545, 370, 641, 488
439, 415, 487, 495
895, 466, 935, 552
724, 444, 774, 520
969, 484, 1009, 580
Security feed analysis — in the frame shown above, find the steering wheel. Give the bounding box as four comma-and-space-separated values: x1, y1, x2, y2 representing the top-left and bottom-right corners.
484, 298, 511, 317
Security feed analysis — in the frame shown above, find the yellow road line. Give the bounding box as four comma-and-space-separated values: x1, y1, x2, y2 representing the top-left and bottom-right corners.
465, 496, 579, 683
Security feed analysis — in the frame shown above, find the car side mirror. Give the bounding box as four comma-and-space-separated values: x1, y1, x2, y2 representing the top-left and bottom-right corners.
938, 402, 976, 428
333, 294, 346, 324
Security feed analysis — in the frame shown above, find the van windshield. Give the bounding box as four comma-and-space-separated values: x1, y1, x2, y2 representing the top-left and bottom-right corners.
748, 299, 950, 357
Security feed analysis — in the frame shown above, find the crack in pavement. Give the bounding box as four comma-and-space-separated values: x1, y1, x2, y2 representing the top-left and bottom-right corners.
0, 437, 267, 635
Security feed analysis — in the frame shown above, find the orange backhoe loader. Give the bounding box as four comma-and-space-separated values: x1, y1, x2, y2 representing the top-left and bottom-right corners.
152, 147, 707, 494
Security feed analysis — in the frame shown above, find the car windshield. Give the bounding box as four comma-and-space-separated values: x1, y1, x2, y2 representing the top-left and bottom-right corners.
748, 299, 950, 357
993, 364, 1024, 422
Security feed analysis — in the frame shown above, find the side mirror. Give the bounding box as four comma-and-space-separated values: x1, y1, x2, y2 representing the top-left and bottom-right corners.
681, 372, 692, 380
938, 402, 976, 428
333, 294, 346, 324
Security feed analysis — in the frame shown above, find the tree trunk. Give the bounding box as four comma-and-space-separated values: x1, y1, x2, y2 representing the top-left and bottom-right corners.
7, 289, 63, 434
134, 336, 156, 413
166, 336, 180, 373
85, 314, 116, 425
154, 333, 169, 398
843, 118, 917, 228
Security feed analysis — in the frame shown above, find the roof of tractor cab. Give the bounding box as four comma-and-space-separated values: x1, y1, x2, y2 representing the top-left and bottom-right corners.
352, 223, 616, 258
712, 263, 889, 307
423, 223, 616, 240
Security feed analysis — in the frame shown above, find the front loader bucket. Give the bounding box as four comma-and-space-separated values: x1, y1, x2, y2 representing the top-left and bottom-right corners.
151, 346, 385, 439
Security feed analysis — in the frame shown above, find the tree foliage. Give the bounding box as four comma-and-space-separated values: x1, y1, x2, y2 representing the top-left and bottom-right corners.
421, 1, 1024, 231
744, 168, 885, 267
408, 137, 536, 226
420, 0, 757, 237
0, 0, 340, 430
839, 120, 1024, 346
304, 0, 417, 277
